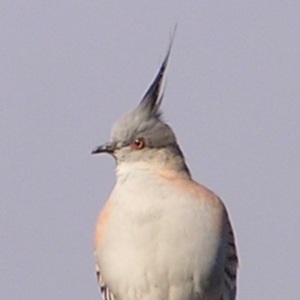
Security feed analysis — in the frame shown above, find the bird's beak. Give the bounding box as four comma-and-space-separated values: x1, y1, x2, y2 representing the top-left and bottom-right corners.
91, 142, 115, 155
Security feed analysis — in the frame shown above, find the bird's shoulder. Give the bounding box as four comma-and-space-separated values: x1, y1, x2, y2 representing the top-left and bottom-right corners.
158, 169, 225, 209
94, 198, 113, 248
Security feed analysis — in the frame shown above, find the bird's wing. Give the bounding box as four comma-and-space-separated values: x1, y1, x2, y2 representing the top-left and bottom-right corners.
95, 262, 115, 300
222, 211, 238, 300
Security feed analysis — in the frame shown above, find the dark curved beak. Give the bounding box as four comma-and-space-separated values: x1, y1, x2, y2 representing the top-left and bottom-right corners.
91, 142, 114, 155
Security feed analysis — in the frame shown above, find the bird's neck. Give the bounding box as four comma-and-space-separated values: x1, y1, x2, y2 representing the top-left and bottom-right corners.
115, 151, 191, 183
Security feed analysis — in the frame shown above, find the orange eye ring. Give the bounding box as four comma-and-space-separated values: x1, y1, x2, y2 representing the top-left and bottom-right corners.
131, 138, 145, 150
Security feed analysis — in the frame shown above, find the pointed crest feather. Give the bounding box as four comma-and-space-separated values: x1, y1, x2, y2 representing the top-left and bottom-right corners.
111, 27, 178, 144
138, 26, 177, 117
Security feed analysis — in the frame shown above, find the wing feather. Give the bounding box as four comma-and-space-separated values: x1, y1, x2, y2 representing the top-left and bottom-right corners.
95, 262, 115, 300
222, 212, 238, 300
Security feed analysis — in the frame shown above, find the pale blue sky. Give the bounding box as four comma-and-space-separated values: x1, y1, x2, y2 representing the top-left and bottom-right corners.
1, 2, 300, 300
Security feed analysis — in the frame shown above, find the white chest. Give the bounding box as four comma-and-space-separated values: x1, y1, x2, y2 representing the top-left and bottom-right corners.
95, 171, 223, 300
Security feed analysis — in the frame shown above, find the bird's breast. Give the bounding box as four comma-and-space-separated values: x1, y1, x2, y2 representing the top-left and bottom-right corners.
95, 171, 224, 300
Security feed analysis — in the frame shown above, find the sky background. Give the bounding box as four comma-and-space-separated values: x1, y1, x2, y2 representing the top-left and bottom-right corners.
1, 2, 300, 300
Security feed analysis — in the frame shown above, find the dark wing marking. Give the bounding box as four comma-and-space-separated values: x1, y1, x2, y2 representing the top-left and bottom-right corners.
222, 212, 238, 300
95, 262, 115, 300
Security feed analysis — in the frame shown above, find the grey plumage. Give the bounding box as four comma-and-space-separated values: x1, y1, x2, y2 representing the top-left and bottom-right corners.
91, 29, 191, 175
110, 33, 178, 152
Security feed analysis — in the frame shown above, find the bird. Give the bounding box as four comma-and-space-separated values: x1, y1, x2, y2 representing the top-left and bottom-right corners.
92, 38, 238, 300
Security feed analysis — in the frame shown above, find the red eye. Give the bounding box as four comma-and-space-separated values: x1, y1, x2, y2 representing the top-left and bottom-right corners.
131, 138, 145, 150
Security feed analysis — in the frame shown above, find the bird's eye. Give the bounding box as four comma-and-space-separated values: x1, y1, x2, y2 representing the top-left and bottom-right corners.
131, 138, 145, 150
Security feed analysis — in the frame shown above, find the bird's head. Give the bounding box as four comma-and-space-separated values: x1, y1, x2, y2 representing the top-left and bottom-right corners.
92, 38, 190, 177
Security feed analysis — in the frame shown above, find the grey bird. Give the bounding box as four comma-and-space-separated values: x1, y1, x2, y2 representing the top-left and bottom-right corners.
92, 38, 238, 300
